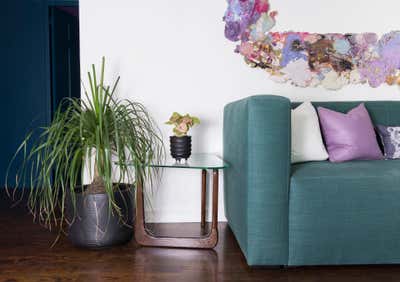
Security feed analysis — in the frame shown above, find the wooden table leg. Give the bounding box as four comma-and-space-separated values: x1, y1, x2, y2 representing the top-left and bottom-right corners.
201, 169, 207, 229
211, 169, 219, 240
134, 171, 219, 249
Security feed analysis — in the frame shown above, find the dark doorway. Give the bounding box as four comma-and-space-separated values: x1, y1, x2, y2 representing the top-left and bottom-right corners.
49, 6, 80, 115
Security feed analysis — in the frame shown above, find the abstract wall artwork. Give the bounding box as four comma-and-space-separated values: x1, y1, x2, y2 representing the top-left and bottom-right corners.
223, 0, 400, 90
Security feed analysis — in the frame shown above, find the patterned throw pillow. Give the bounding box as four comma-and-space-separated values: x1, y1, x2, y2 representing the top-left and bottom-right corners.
376, 125, 400, 159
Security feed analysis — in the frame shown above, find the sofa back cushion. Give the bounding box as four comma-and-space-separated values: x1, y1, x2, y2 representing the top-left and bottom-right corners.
292, 101, 400, 126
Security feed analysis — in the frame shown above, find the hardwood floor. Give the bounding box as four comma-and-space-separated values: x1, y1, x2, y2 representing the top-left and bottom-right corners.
1, 193, 400, 281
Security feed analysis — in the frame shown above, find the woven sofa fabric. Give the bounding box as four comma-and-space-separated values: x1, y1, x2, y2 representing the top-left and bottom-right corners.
289, 160, 400, 266
223, 98, 249, 260
224, 97, 400, 266
223, 95, 291, 266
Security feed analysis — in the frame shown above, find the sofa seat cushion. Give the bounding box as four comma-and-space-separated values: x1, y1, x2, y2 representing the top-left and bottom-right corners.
289, 160, 400, 266
291, 159, 400, 181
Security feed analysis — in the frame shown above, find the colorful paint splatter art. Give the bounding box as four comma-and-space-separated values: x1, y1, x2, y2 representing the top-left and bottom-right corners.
223, 0, 400, 90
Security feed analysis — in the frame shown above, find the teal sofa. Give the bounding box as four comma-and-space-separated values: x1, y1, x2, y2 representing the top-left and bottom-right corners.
223, 95, 400, 266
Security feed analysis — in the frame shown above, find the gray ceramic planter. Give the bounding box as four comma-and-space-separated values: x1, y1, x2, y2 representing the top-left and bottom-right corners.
67, 185, 134, 249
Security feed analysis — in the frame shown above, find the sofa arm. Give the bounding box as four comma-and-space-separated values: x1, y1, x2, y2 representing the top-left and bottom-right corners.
223, 95, 291, 266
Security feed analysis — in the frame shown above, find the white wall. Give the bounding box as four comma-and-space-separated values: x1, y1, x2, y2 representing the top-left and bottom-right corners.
80, 0, 400, 222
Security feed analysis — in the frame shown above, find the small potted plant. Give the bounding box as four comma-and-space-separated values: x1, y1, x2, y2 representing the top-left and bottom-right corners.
165, 112, 200, 162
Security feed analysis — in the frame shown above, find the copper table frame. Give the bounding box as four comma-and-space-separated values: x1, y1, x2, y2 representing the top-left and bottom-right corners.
135, 168, 220, 249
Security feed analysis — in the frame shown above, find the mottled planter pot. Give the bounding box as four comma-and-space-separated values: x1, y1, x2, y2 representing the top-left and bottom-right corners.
170, 135, 192, 161
67, 185, 134, 249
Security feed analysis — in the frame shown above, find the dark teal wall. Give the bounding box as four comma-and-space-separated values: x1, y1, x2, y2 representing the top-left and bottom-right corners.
0, 0, 78, 188
1, 0, 51, 188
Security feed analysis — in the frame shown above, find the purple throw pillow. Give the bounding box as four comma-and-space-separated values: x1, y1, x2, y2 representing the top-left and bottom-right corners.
376, 125, 400, 159
317, 103, 383, 163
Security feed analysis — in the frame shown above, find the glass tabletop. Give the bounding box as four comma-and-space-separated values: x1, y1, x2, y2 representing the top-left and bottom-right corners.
149, 153, 228, 170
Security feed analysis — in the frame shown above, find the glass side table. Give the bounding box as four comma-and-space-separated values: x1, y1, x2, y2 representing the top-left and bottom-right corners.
135, 153, 228, 249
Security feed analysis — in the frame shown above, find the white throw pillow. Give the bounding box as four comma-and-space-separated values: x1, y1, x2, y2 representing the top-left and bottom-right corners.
291, 102, 328, 163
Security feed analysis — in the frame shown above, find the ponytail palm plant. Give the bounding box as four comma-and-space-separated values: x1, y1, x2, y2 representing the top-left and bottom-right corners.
6, 57, 164, 237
